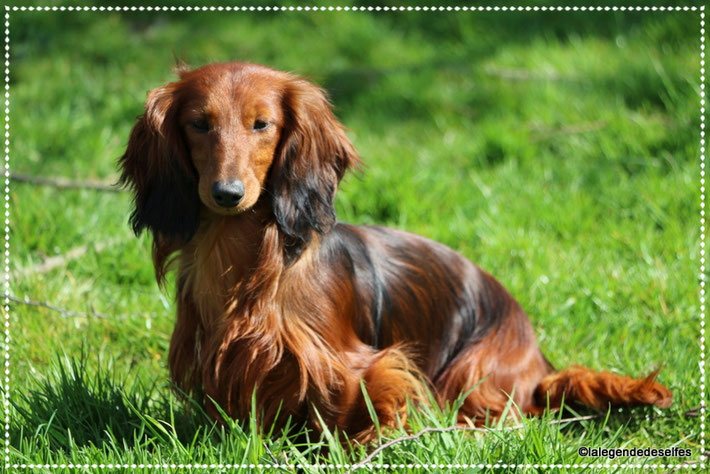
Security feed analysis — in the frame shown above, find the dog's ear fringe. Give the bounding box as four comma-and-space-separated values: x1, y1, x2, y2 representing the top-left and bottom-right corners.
118, 81, 200, 281
269, 78, 360, 263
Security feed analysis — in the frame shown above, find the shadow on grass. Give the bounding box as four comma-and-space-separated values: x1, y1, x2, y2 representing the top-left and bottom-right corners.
10, 352, 214, 453
9, 352, 329, 466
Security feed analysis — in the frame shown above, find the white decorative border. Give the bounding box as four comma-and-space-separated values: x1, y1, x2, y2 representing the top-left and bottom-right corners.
3, 463, 706, 470
3, 8, 8, 468
2, 4, 705, 471
700, 5, 707, 465
3, 5, 706, 12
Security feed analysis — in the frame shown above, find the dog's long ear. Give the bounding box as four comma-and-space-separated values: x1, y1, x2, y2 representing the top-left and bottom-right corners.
118, 82, 200, 281
269, 78, 359, 263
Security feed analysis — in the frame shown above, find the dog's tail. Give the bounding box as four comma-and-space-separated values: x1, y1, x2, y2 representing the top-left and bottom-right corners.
533, 365, 672, 412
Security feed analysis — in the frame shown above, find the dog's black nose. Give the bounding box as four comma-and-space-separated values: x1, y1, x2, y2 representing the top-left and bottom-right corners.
211, 180, 245, 208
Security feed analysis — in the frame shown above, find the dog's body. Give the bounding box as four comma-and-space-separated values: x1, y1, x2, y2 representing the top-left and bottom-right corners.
120, 61, 671, 442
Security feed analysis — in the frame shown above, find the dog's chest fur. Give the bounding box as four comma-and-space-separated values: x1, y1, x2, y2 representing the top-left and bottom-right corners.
177, 213, 265, 327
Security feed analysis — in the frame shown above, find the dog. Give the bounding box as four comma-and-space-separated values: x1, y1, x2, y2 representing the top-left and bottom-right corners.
119, 61, 671, 443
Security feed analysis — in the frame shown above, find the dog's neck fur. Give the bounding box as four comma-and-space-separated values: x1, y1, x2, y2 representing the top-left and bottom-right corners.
177, 204, 270, 327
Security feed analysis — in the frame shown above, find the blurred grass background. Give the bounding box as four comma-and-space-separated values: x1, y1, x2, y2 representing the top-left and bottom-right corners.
6, 0, 704, 469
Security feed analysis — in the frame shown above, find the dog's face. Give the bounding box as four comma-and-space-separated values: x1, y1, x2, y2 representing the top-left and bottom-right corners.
119, 61, 359, 265
178, 65, 286, 214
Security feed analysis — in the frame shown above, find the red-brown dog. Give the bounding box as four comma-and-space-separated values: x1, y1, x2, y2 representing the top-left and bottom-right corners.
119, 61, 671, 443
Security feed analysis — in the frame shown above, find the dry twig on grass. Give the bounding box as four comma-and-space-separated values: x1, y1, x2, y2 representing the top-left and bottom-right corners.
16, 239, 118, 276
3, 293, 110, 319
10, 172, 122, 192
483, 65, 562, 81
529, 120, 608, 142
346, 408, 698, 472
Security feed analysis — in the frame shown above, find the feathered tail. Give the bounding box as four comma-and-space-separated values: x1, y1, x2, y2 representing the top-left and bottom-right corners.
534, 365, 672, 411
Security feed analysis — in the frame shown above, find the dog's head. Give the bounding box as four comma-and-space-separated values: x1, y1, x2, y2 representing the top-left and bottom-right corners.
119, 61, 359, 263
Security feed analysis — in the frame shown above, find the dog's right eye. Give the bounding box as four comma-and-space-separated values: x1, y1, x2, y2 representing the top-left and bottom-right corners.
252, 119, 270, 132
190, 119, 210, 133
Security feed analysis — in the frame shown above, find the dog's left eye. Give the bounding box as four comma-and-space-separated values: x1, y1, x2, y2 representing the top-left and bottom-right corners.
253, 120, 270, 132
190, 119, 210, 133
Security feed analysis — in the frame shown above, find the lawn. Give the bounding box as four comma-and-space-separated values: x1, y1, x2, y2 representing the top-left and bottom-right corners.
5, 1, 704, 471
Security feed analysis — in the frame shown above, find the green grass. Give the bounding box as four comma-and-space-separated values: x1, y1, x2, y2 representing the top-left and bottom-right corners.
6, 2, 704, 471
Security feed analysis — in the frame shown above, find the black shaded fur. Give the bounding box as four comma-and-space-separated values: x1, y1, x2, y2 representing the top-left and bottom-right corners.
320, 224, 508, 379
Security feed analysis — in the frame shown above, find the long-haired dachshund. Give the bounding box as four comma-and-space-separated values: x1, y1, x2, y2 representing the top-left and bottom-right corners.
119, 61, 671, 443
